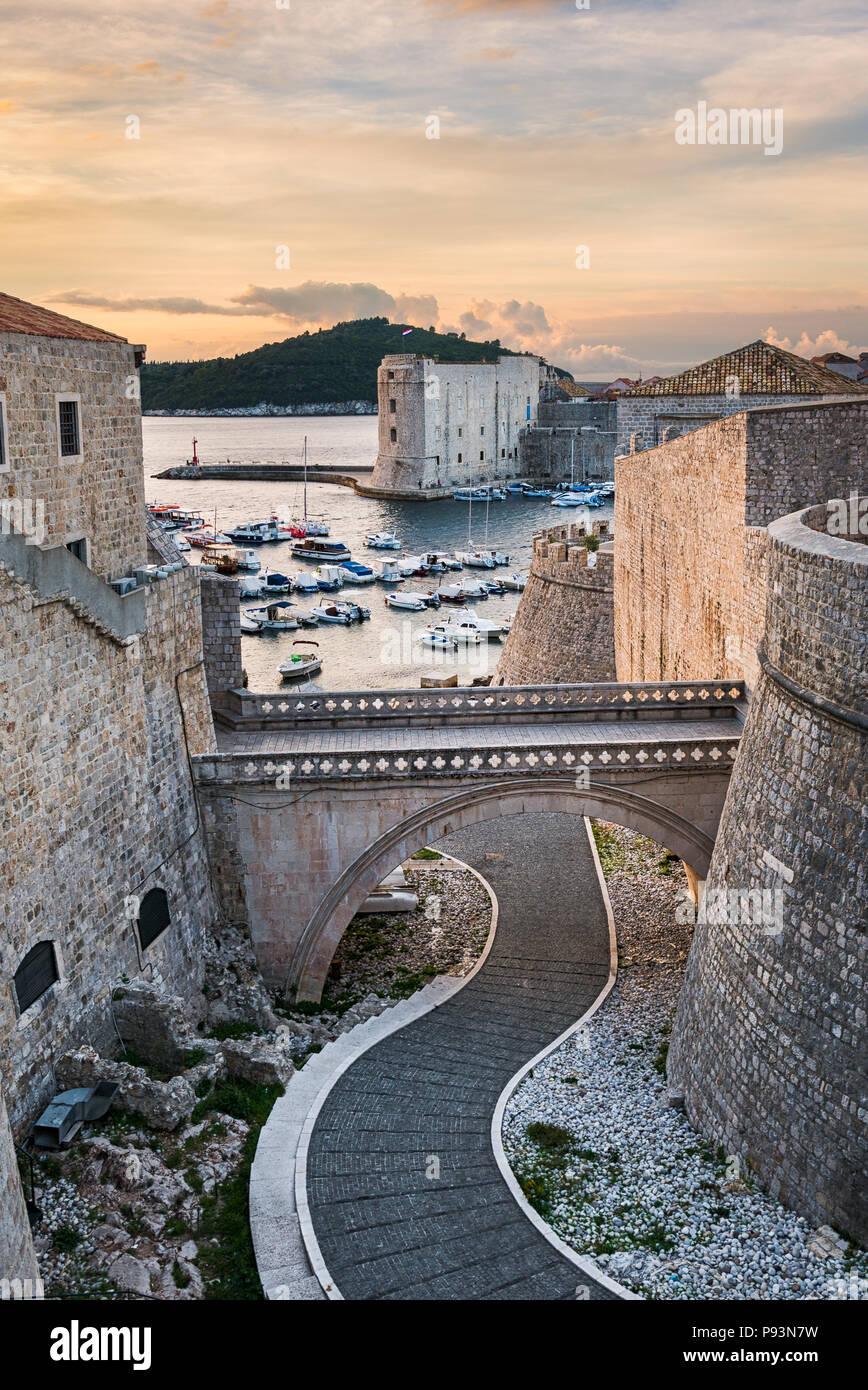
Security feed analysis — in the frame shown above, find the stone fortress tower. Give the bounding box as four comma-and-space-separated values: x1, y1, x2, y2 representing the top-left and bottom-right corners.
0, 293, 222, 1279
370, 352, 541, 495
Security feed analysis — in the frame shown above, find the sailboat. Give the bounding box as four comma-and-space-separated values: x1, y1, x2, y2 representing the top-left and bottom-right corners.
291, 436, 329, 536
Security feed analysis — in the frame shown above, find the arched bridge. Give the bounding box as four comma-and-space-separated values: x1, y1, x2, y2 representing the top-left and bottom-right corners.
194, 679, 746, 1000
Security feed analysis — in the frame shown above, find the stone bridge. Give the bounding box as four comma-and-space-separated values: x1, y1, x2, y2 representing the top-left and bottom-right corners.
194, 679, 746, 1000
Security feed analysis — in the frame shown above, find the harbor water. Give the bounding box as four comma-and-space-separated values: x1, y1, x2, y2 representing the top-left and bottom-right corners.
143, 416, 614, 691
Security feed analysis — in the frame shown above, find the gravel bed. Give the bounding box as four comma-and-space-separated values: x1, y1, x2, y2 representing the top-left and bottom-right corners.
504, 823, 867, 1301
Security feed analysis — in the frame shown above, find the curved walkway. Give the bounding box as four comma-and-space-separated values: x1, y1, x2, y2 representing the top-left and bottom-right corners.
304, 812, 619, 1300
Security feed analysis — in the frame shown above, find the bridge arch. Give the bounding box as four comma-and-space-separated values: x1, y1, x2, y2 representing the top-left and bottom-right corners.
288, 776, 714, 1001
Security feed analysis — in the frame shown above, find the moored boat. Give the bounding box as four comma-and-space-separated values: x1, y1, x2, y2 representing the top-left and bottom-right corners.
246, 600, 298, 631
225, 520, 282, 544
384, 591, 428, 612
364, 532, 402, 550
291, 538, 351, 562
340, 560, 376, 584
279, 641, 322, 681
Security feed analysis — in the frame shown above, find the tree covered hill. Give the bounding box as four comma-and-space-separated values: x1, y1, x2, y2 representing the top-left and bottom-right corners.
141, 317, 570, 412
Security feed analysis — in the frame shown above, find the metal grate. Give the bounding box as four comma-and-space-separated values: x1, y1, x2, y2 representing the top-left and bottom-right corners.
58, 399, 80, 456
14, 941, 58, 1013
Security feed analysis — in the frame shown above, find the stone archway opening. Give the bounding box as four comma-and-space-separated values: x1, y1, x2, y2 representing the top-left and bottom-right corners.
289, 777, 714, 1002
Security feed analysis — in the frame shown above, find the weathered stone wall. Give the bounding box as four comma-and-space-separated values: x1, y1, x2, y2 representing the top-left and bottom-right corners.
200, 571, 243, 698
0, 563, 217, 1131
668, 503, 868, 1240
614, 390, 817, 456
371, 353, 540, 493
614, 400, 868, 690
492, 524, 615, 686
0, 332, 146, 581
0, 1082, 39, 1285
518, 425, 615, 483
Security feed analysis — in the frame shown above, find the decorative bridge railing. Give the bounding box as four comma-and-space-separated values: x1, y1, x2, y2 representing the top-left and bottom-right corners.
214, 679, 747, 732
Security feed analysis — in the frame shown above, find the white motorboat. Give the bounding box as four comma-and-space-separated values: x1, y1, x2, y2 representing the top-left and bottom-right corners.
239, 575, 264, 598
456, 576, 490, 599
492, 550, 510, 566
384, 591, 428, 612
311, 601, 367, 624
454, 550, 496, 569
291, 571, 320, 595
315, 565, 345, 592
426, 620, 482, 645
502, 572, 528, 591
279, 642, 322, 681
429, 552, 462, 571
418, 630, 459, 651
174, 534, 191, 552
340, 561, 376, 584
239, 612, 263, 634
225, 520, 282, 545
291, 538, 351, 562
364, 532, 402, 551
377, 562, 404, 585
246, 600, 298, 631
398, 553, 434, 576
551, 493, 591, 508
462, 607, 505, 637
234, 548, 262, 572
259, 571, 292, 595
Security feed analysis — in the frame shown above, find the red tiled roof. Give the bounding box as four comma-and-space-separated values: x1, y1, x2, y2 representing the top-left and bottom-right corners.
620, 340, 868, 398
0, 293, 127, 343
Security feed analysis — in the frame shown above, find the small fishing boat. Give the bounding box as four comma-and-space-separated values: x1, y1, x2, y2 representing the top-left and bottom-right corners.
384, 591, 428, 612
247, 600, 298, 632
551, 493, 591, 508
188, 529, 232, 548
502, 572, 528, 592
239, 575, 264, 598
234, 548, 262, 571
506, 482, 525, 494
225, 520, 283, 545
239, 612, 263, 634
457, 576, 490, 599
340, 561, 376, 584
491, 550, 510, 566
200, 543, 239, 575
435, 584, 468, 604
259, 571, 293, 595
397, 553, 432, 576
291, 571, 320, 595
311, 602, 363, 624
279, 641, 322, 681
454, 549, 496, 569
521, 486, 552, 498
418, 630, 458, 651
429, 552, 462, 571
364, 532, 402, 551
298, 612, 320, 628
174, 534, 191, 553
291, 538, 351, 562
377, 561, 404, 585
417, 553, 446, 572
315, 565, 345, 592
481, 578, 505, 596
453, 486, 490, 501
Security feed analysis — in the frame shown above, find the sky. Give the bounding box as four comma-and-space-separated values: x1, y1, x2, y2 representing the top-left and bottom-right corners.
2, 0, 867, 376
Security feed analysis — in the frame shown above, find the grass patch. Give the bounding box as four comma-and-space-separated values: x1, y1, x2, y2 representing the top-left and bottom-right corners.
411, 848, 442, 860
172, 1259, 191, 1290
591, 824, 629, 876
389, 964, 439, 999
526, 1121, 574, 1152
52, 1224, 84, 1253
206, 1022, 258, 1042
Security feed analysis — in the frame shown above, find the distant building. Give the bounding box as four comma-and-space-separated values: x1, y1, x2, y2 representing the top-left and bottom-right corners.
615, 339, 868, 455
370, 352, 541, 494
811, 350, 868, 382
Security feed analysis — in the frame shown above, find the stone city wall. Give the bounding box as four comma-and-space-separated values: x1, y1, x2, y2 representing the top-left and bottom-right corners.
0, 563, 217, 1132
668, 502, 868, 1241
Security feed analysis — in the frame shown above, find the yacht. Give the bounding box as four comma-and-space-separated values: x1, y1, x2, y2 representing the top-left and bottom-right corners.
291, 537, 351, 562
462, 607, 505, 638
225, 520, 282, 545
454, 549, 496, 569
425, 620, 482, 646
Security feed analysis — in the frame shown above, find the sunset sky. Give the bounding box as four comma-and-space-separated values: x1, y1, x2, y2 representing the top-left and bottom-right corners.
2, 0, 867, 375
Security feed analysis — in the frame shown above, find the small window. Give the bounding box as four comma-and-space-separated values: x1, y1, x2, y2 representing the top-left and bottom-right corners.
480, 426, 485, 436
501, 448, 505, 458
458, 397, 463, 411
457, 427, 462, 438
14, 941, 59, 1013
434, 426, 441, 441
389, 399, 396, 414
138, 888, 171, 949
390, 427, 397, 443
387, 370, 394, 379
479, 451, 484, 461
457, 452, 462, 463
479, 398, 485, 409
0, 394, 8, 473
58, 399, 81, 457
66, 538, 88, 565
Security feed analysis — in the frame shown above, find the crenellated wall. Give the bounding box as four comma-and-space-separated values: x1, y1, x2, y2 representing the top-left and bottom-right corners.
492, 522, 615, 686
668, 501, 868, 1240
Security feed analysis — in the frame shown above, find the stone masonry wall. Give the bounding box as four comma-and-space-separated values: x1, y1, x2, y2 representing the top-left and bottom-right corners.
0, 1082, 39, 1285
0, 563, 218, 1132
668, 504, 867, 1240
492, 523, 615, 685
614, 400, 868, 691
200, 571, 244, 699
614, 390, 817, 456
0, 332, 146, 581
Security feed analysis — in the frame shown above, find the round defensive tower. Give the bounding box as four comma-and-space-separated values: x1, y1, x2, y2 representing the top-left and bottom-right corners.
668, 498, 867, 1241
492, 522, 616, 685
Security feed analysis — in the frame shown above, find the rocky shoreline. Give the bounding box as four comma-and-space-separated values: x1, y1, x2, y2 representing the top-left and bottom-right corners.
503, 823, 868, 1301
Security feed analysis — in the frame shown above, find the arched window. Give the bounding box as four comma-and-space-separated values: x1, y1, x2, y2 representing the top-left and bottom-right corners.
137, 888, 171, 949
14, 941, 59, 1013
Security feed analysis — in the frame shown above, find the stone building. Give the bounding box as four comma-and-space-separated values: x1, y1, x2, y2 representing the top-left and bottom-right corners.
370, 352, 541, 494
518, 400, 617, 484
0, 294, 221, 1280
668, 498, 867, 1241
614, 397, 868, 690
615, 339, 868, 456
492, 522, 615, 686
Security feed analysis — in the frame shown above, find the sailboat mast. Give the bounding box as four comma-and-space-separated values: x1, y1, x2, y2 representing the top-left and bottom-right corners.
570, 437, 575, 489
303, 435, 308, 522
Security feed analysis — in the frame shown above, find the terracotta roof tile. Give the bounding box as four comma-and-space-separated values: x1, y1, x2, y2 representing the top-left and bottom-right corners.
0, 293, 127, 343
620, 340, 868, 398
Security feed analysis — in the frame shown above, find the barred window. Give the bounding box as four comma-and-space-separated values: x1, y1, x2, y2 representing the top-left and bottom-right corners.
58, 400, 80, 457
14, 941, 59, 1013
138, 888, 171, 949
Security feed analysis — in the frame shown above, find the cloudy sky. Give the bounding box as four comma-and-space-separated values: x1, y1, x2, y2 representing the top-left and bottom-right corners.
2, 0, 866, 375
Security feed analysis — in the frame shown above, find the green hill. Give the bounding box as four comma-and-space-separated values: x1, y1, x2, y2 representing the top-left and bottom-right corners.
141, 317, 570, 412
